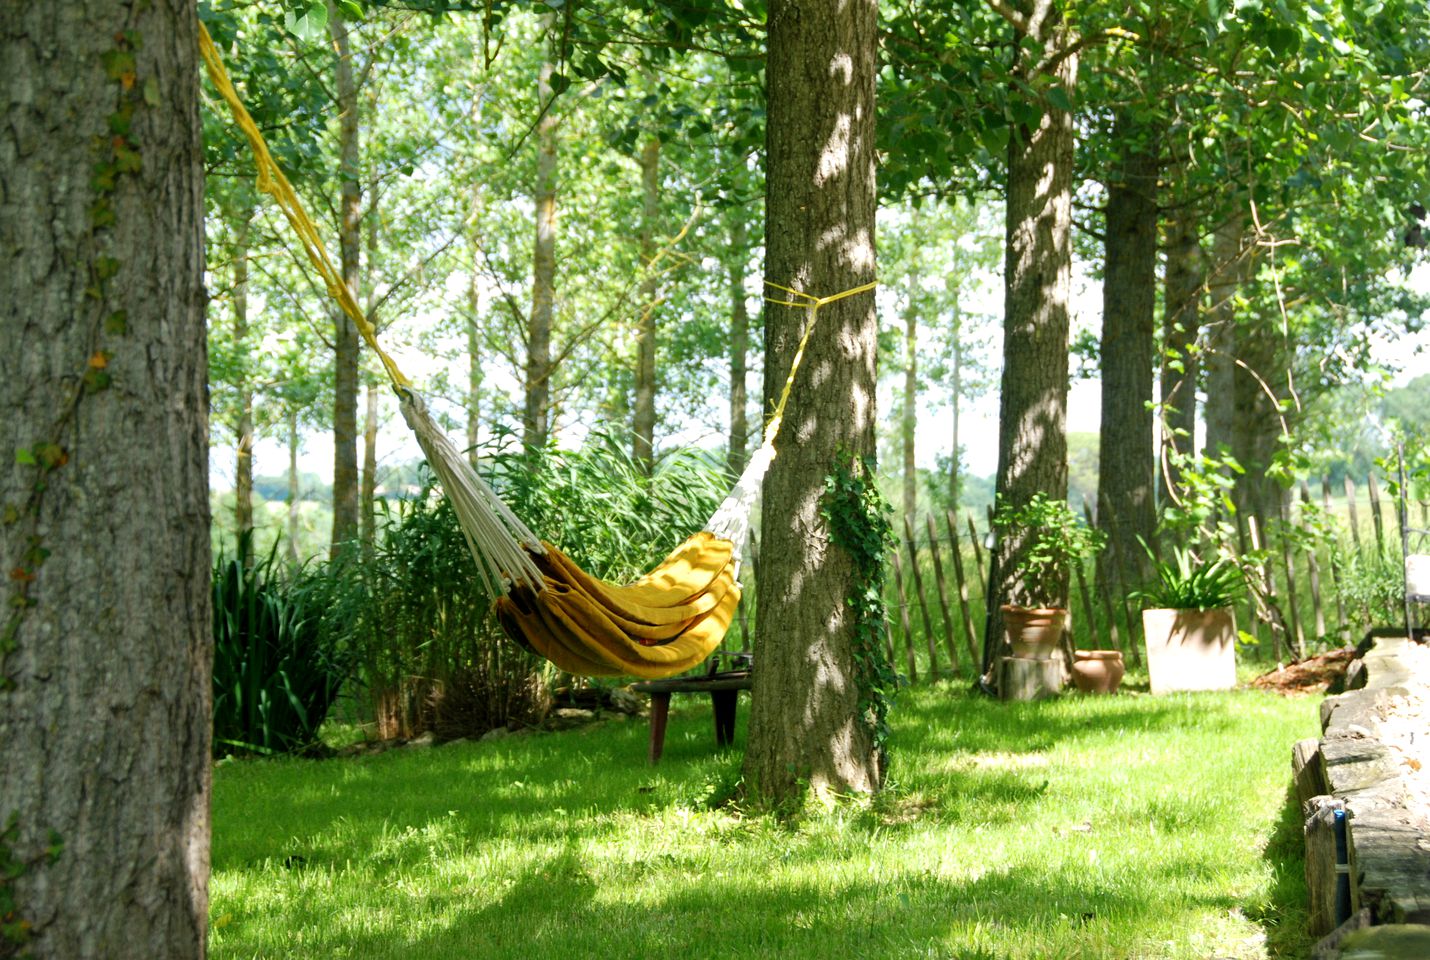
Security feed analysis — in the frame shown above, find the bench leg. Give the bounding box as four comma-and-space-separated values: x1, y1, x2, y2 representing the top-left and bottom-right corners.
711, 689, 737, 748
648, 691, 671, 764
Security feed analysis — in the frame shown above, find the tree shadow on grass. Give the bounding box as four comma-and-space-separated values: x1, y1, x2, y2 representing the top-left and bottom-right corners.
1245, 781, 1314, 959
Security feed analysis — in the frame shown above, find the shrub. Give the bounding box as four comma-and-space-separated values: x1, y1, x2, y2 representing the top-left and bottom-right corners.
212, 543, 350, 756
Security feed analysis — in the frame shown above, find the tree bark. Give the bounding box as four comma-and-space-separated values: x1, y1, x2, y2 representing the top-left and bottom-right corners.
984, 2, 1079, 673
525, 50, 558, 453
633, 137, 661, 473
727, 218, 751, 478
1203, 216, 1243, 461
329, 3, 362, 557
233, 207, 255, 564
1097, 122, 1159, 588
742, 0, 882, 804
902, 266, 920, 519
0, 4, 210, 956
1159, 182, 1202, 501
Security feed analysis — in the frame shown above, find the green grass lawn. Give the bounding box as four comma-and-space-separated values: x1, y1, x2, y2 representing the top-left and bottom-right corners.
211, 682, 1318, 959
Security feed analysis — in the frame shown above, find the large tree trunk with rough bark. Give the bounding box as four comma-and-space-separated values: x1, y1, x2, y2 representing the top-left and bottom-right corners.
984, 1, 1078, 673
0, 4, 210, 956
633, 137, 661, 472
1232, 312, 1284, 518
743, 0, 882, 805
329, 4, 362, 557
1159, 182, 1202, 501
233, 208, 255, 562
1097, 123, 1159, 588
525, 51, 558, 452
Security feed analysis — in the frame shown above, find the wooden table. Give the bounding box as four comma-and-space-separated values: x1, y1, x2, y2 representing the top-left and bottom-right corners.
630, 669, 752, 764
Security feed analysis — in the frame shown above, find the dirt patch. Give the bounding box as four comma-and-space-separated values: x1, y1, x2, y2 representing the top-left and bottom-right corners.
1251, 646, 1357, 695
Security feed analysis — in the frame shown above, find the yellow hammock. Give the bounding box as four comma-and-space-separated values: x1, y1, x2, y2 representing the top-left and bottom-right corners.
197, 21, 875, 679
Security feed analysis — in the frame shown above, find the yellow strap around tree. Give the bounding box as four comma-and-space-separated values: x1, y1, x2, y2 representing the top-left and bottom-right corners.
198, 21, 411, 390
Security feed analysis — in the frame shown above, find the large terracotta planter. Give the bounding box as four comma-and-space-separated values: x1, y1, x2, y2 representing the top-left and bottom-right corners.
1142, 607, 1237, 694
1070, 650, 1124, 694
1001, 605, 1067, 660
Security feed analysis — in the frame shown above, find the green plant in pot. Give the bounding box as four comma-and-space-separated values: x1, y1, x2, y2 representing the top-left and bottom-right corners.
992, 494, 1105, 660
1133, 545, 1245, 695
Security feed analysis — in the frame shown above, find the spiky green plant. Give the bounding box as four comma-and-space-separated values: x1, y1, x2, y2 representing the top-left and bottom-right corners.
1134, 546, 1245, 611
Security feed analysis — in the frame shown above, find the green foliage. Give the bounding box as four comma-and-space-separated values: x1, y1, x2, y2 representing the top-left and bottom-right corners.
822, 455, 900, 754
1336, 552, 1407, 628
212, 541, 351, 756
992, 494, 1106, 607
1133, 545, 1245, 611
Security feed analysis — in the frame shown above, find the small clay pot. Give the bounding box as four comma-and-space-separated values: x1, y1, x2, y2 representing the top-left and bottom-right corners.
1001, 605, 1067, 660
1070, 649, 1125, 694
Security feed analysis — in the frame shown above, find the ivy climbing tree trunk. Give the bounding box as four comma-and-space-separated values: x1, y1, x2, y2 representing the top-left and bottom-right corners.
525, 48, 558, 453
1097, 122, 1159, 589
1159, 181, 1202, 501
329, 3, 362, 558
0, 3, 210, 956
233, 206, 255, 563
727, 217, 751, 478
742, 0, 882, 805
984, 0, 1079, 673
633, 136, 661, 473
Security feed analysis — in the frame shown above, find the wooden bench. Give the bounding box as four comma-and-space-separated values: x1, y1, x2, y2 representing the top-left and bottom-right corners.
630, 654, 752, 764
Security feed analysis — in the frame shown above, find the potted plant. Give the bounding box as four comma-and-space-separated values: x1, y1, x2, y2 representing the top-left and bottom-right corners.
1134, 546, 1245, 694
992, 494, 1106, 661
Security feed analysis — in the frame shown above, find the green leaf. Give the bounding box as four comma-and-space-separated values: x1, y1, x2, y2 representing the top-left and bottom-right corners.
284, 3, 329, 42
15, 449, 35, 466
1044, 86, 1073, 113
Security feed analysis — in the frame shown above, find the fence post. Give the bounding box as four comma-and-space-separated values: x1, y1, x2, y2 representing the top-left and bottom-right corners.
1097, 493, 1143, 664
1321, 478, 1350, 646
944, 510, 981, 667
904, 515, 941, 678
890, 550, 919, 683
1343, 476, 1362, 556
1367, 472, 1386, 559
1277, 493, 1307, 660
966, 510, 987, 598
924, 513, 961, 675
1248, 514, 1284, 662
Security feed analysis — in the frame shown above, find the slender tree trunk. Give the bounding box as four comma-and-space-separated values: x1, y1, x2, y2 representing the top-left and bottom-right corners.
633, 137, 661, 472
949, 297, 963, 508
985, 2, 1078, 672
1159, 181, 1202, 502
467, 249, 483, 467
360, 382, 378, 551
1232, 310, 1283, 517
0, 4, 210, 955
1097, 122, 1159, 588
287, 411, 301, 566
329, 3, 362, 557
1204, 217, 1243, 461
902, 269, 920, 519
233, 207, 255, 564
525, 49, 558, 453
743, 0, 882, 804
728, 218, 751, 477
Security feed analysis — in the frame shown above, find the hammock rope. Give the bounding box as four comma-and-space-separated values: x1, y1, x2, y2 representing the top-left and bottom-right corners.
198, 20, 876, 678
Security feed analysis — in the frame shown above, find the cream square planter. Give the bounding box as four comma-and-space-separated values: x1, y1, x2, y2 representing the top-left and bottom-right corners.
1142, 607, 1238, 694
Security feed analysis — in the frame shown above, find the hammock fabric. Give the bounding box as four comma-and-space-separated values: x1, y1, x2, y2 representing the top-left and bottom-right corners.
198, 21, 873, 679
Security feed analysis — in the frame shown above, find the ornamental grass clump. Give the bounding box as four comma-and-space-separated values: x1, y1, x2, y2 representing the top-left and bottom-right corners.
1134, 545, 1245, 611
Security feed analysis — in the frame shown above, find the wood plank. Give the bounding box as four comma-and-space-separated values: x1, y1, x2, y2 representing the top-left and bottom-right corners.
966, 510, 987, 597
1292, 737, 1327, 808
1236, 507, 1268, 651
1248, 513, 1284, 662
904, 514, 941, 677
1345, 475, 1363, 554
1367, 472, 1387, 558
998, 656, 1062, 702
1301, 481, 1327, 645
1277, 493, 1307, 659
925, 513, 961, 674
945, 510, 980, 667
890, 549, 919, 683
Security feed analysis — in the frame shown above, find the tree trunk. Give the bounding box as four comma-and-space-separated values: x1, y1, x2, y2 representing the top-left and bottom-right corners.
287, 411, 301, 566
360, 382, 378, 552
1159, 182, 1202, 502
1097, 123, 1159, 589
524, 51, 558, 453
985, 4, 1079, 673
727, 218, 751, 477
902, 270, 920, 519
949, 298, 963, 508
329, 3, 362, 557
233, 207, 255, 564
1232, 310, 1283, 517
1203, 216, 1243, 461
0, 4, 210, 956
633, 137, 661, 473
742, 0, 882, 805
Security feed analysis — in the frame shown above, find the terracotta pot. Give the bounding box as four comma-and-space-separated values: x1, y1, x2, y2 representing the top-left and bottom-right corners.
1070, 649, 1125, 694
1001, 605, 1067, 660
1142, 607, 1238, 694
